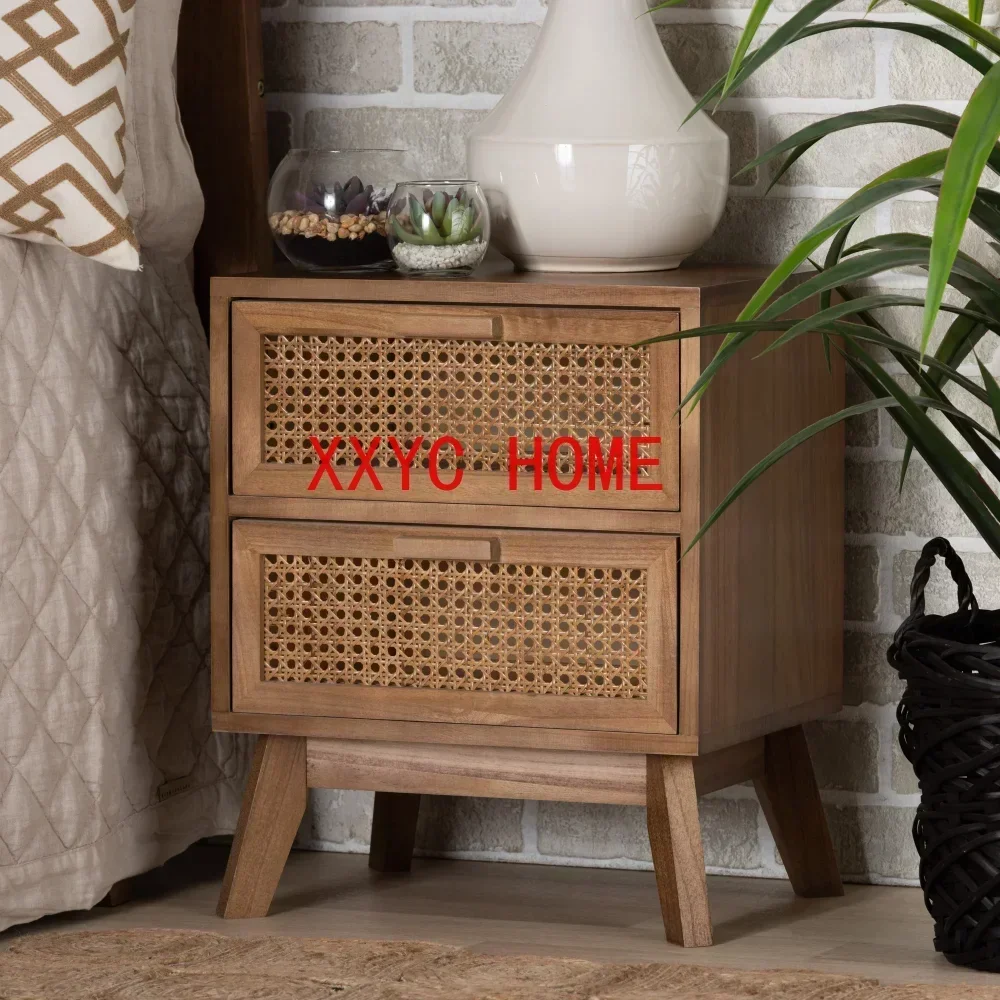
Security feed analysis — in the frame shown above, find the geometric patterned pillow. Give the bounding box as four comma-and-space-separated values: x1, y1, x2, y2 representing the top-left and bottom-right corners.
0, 0, 139, 270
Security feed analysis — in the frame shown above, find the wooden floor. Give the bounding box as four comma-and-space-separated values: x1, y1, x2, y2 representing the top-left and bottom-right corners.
1, 844, 994, 988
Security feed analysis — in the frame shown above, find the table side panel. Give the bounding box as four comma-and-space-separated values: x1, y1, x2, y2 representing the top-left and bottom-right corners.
695, 292, 845, 752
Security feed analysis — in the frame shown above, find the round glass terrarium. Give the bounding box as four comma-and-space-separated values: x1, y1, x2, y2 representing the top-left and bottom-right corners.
386, 181, 490, 275
268, 149, 410, 272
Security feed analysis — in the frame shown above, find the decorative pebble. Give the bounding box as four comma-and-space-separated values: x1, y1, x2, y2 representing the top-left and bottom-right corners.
269, 209, 388, 243
392, 241, 487, 272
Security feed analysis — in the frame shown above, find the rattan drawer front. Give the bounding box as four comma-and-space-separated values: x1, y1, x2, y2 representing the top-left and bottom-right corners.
230, 300, 679, 510
231, 520, 678, 735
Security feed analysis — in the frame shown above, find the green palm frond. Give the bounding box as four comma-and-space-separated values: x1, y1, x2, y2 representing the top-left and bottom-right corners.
643, 0, 1000, 559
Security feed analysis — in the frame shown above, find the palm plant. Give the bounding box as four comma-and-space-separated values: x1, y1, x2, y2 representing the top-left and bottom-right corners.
647, 0, 1000, 555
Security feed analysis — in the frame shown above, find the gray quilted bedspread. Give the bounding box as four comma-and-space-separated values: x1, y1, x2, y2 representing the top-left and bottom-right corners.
0, 240, 246, 931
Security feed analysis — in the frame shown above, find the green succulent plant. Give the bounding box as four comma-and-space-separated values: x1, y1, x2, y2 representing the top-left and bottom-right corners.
391, 187, 484, 246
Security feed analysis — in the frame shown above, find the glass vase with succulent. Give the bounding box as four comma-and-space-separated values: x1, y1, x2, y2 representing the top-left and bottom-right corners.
386, 182, 490, 275
268, 149, 409, 272
645, 0, 1000, 967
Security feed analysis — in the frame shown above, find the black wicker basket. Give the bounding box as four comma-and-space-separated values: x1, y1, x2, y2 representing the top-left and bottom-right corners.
889, 536, 1000, 970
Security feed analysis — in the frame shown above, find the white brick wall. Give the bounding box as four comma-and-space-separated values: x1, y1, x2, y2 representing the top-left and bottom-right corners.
261, 0, 995, 885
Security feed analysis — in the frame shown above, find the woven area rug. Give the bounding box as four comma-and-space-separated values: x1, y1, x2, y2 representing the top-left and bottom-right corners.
1, 930, 997, 999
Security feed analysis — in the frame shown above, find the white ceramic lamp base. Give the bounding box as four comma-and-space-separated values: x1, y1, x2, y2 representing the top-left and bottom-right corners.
467, 0, 729, 273
512, 254, 687, 273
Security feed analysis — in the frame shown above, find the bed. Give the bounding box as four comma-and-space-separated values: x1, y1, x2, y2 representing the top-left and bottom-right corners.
0, 0, 269, 931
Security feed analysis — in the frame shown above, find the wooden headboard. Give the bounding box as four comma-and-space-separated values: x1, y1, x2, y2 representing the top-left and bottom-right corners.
177, 0, 270, 321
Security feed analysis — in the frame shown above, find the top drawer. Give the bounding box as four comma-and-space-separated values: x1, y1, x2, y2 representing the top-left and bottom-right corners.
230, 300, 680, 510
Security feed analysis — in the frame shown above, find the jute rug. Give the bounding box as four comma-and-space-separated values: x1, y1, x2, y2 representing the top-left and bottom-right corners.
0, 929, 997, 1000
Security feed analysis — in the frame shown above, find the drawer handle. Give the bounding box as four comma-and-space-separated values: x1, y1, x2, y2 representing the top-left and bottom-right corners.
393, 313, 503, 340
393, 537, 500, 562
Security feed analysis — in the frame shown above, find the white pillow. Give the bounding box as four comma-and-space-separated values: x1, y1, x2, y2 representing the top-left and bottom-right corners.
0, 0, 139, 270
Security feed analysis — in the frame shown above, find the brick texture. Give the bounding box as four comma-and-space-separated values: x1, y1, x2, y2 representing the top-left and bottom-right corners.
263, 0, 982, 888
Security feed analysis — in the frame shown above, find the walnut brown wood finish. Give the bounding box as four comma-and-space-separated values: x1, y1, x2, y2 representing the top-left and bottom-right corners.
754, 726, 844, 898
177, 0, 270, 323
217, 735, 307, 919
230, 520, 678, 735
304, 737, 765, 805
693, 301, 845, 753
369, 793, 422, 873
647, 755, 713, 948
230, 301, 680, 509
211, 264, 845, 945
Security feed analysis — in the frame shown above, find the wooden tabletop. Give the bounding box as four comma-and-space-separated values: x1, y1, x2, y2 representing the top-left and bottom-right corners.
212, 252, 771, 310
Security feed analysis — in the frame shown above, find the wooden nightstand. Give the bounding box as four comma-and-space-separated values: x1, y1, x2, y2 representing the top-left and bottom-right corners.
210, 260, 845, 947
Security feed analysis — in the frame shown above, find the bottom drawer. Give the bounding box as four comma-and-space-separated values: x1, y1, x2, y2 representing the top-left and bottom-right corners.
231, 520, 678, 735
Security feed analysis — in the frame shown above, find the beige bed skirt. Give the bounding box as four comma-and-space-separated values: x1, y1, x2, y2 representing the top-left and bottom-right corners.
0, 239, 246, 932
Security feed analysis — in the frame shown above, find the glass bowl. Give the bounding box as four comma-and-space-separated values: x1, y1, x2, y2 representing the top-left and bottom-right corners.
268, 149, 411, 272
386, 181, 490, 275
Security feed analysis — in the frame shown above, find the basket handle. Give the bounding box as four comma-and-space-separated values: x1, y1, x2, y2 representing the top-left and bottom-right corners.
908, 536, 978, 618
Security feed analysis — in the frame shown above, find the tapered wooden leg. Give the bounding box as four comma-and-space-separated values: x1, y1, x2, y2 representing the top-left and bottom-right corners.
753, 725, 844, 898
217, 734, 307, 918
646, 755, 713, 948
368, 792, 421, 873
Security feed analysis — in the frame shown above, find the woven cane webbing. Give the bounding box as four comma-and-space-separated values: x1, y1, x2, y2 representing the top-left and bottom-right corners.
261, 334, 653, 476
262, 554, 649, 698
